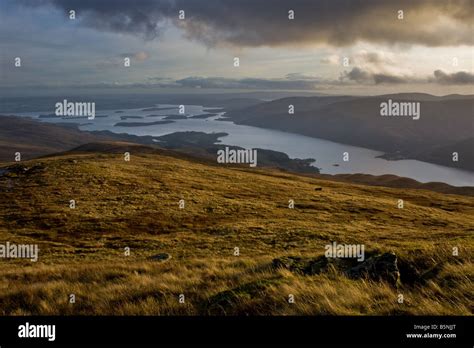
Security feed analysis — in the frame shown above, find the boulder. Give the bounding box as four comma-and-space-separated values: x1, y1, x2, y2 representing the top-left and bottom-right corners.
347, 252, 400, 286
272, 255, 353, 275
273, 251, 401, 286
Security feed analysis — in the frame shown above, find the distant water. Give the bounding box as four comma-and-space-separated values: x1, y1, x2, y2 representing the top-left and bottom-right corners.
13, 104, 474, 187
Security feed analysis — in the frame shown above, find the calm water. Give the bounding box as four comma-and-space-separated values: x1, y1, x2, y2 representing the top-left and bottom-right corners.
14, 104, 474, 187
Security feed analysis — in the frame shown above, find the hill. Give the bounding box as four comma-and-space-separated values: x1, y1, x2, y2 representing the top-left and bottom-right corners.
0, 142, 472, 315
1, 115, 471, 195
0, 115, 319, 174
0, 115, 156, 162
225, 94, 474, 171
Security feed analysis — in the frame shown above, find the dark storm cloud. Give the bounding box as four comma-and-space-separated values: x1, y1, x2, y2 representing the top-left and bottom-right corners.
18, 0, 473, 47
19, 0, 176, 40
432, 70, 474, 85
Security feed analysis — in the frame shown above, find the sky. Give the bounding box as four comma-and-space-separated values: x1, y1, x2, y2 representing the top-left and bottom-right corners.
0, 0, 473, 95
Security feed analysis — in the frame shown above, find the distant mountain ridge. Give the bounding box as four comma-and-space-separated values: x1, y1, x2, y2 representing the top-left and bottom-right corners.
225, 93, 474, 171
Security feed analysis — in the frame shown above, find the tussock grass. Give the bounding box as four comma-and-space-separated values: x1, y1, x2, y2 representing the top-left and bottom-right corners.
0, 256, 471, 315
0, 151, 472, 315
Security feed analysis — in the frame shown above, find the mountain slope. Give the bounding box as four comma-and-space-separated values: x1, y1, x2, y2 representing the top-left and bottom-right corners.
0, 143, 472, 315
0, 115, 157, 162
226, 94, 474, 171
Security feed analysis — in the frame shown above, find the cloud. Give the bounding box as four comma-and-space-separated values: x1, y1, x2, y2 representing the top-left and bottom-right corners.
341, 68, 474, 85
120, 51, 150, 61
19, 0, 474, 47
373, 74, 406, 84
173, 76, 323, 89
12, 71, 473, 90
58, 71, 474, 89
96, 58, 121, 69
53, 76, 325, 90
353, 51, 394, 66
285, 73, 322, 81
97, 52, 150, 68
340, 67, 412, 84
147, 77, 172, 82
45, 0, 174, 40
320, 55, 340, 65
342, 67, 373, 83
321, 51, 395, 69
432, 70, 474, 85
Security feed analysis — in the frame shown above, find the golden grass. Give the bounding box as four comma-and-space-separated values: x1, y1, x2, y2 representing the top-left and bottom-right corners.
0, 150, 472, 315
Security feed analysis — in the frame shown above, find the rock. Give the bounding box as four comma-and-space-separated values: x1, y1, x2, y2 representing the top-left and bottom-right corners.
273, 252, 401, 286
272, 256, 308, 274
305, 257, 334, 275
272, 255, 346, 275
149, 253, 171, 262
27, 164, 47, 173
347, 252, 400, 286
6, 164, 46, 176
203, 278, 282, 315
421, 263, 444, 282
314, 187, 323, 191
397, 258, 423, 285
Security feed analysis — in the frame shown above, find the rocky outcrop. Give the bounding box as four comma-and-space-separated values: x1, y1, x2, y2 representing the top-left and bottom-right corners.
273, 252, 401, 286
347, 252, 399, 286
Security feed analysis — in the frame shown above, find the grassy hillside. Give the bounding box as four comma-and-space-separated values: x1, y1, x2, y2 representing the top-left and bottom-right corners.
0, 142, 472, 315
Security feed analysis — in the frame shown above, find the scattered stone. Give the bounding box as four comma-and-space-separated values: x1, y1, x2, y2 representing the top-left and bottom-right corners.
149, 253, 171, 262
4, 164, 46, 176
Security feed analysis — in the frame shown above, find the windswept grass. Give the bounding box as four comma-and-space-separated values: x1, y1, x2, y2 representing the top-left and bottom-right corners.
0, 255, 471, 315
0, 147, 472, 315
